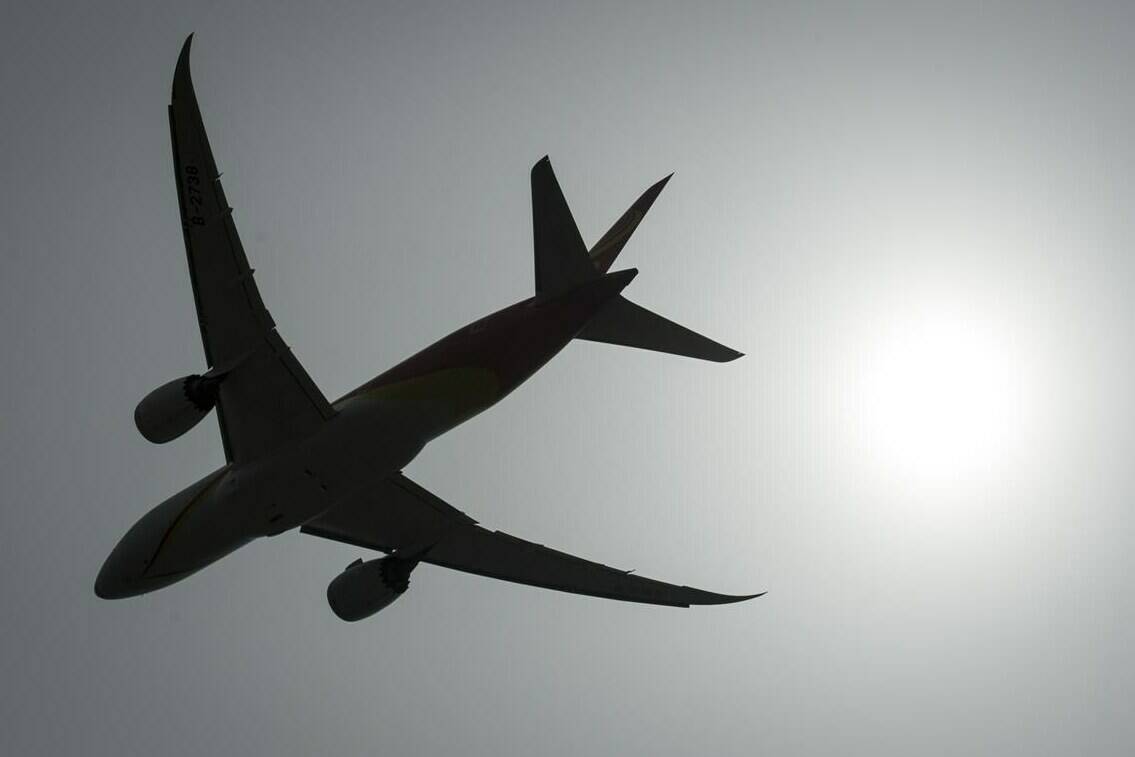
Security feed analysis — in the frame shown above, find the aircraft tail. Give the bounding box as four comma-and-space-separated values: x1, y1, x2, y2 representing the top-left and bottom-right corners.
531, 157, 742, 362
532, 156, 594, 295
577, 295, 742, 362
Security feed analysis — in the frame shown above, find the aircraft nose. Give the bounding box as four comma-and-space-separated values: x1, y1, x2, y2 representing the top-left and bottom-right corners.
94, 468, 232, 600
94, 558, 126, 599
94, 494, 176, 600
94, 540, 144, 599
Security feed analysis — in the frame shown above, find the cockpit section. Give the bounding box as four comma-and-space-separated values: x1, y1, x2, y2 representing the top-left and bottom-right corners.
94, 468, 242, 599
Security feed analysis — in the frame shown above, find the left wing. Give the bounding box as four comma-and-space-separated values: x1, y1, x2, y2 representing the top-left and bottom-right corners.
169, 35, 333, 462
302, 473, 761, 607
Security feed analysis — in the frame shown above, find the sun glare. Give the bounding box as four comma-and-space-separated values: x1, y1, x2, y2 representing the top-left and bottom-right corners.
856, 310, 1030, 483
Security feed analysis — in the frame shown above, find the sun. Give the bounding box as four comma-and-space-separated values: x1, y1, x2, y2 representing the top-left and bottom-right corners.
855, 309, 1031, 483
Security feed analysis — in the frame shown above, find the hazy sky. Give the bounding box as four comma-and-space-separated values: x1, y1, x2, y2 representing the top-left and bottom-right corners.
3, 2, 1134, 755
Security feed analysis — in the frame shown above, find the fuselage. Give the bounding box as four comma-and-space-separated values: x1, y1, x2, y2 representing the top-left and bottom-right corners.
95, 270, 636, 599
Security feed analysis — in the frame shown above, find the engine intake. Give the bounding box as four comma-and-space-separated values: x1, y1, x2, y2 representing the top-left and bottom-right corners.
134, 374, 222, 444
327, 555, 417, 622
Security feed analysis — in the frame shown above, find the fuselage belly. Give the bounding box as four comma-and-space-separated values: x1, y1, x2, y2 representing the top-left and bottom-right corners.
95, 273, 632, 599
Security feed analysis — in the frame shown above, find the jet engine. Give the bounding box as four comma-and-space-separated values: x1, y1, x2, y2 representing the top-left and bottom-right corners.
326, 555, 417, 622
134, 374, 222, 444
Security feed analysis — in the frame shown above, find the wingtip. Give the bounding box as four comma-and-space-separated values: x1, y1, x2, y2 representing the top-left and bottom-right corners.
531, 154, 552, 176
723, 590, 766, 604
633, 172, 675, 212
178, 33, 194, 64
683, 586, 766, 606
173, 33, 196, 99
700, 345, 745, 363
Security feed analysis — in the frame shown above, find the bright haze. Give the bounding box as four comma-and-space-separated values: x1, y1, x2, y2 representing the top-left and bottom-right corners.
3, 2, 1132, 755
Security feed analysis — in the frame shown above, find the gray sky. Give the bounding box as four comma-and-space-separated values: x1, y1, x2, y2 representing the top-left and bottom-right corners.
3, 2, 1133, 754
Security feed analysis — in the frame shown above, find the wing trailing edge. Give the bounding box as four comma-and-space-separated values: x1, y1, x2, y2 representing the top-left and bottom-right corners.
302, 473, 761, 608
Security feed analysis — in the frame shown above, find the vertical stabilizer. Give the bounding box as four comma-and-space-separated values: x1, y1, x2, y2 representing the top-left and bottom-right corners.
531, 157, 596, 295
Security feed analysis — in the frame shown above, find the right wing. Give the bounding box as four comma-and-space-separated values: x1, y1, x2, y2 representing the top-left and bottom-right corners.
169, 36, 333, 462
302, 473, 761, 607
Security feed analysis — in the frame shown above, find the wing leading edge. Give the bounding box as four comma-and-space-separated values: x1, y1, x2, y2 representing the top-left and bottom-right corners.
169, 35, 333, 462
302, 474, 761, 607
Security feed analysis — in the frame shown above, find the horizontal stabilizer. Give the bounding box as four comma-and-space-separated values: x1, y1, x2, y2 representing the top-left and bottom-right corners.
577, 295, 743, 362
590, 173, 672, 274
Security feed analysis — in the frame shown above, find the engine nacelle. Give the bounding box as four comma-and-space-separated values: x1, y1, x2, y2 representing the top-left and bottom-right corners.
134, 374, 221, 444
327, 556, 416, 622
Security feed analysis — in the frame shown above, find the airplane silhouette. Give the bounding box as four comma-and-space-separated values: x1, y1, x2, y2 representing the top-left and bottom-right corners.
95, 36, 761, 621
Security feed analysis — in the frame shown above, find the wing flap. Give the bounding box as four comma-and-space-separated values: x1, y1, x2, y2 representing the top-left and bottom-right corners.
302, 474, 760, 607
302, 473, 477, 553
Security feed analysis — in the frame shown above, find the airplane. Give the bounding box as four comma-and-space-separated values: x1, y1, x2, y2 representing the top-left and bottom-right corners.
95, 35, 761, 621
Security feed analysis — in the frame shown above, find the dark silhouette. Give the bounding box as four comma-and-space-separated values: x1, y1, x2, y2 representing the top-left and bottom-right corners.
96, 36, 759, 621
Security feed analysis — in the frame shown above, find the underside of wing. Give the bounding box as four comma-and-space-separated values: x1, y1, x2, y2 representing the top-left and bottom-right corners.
169, 36, 333, 461
302, 474, 761, 607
